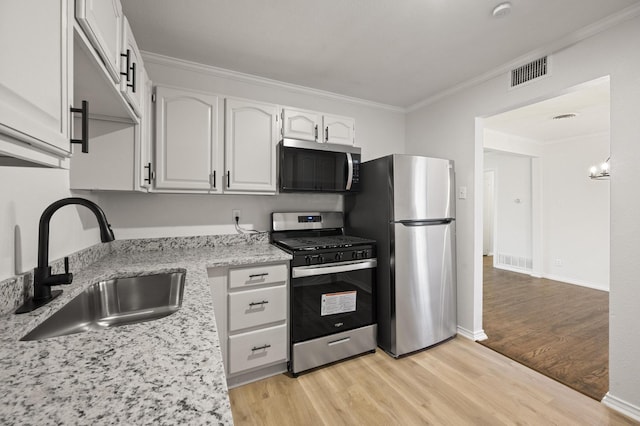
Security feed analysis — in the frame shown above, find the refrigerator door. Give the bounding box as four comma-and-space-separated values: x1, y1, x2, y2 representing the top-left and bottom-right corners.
392, 220, 457, 356
392, 155, 454, 221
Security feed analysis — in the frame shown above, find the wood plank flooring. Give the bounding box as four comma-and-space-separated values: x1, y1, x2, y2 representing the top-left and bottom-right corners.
229, 337, 635, 425
480, 256, 609, 401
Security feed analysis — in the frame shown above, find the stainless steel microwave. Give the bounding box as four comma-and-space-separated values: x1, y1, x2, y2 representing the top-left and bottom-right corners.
279, 139, 361, 193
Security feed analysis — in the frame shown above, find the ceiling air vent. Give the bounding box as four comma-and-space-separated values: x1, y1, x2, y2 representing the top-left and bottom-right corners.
510, 56, 548, 87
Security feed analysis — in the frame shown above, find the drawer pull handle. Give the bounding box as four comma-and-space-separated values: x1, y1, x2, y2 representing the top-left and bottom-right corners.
328, 337, 351, 346
249, 300, 269, 307
249, 273, 269, 279
251, 344, 271, 352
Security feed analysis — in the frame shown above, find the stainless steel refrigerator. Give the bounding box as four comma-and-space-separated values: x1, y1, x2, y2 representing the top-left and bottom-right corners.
345, 154, 457, 357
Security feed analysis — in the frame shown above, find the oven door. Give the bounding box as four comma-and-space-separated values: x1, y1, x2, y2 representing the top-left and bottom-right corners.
291, 259, 376, 343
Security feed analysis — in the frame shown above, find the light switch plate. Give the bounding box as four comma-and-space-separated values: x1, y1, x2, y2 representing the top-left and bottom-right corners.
458, 186, 467, 199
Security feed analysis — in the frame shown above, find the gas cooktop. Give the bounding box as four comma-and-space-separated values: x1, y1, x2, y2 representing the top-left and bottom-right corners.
273, 235, 375, 251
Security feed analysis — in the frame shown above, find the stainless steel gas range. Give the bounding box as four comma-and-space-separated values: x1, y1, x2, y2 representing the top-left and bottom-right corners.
271, 212, 377, 375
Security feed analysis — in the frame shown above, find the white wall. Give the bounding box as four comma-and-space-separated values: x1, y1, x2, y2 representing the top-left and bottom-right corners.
484, 129, 609, 289
406, 15, 640, 411
0, 167, 103, 281
542, 133, 610, 289
484, 151, 532, 270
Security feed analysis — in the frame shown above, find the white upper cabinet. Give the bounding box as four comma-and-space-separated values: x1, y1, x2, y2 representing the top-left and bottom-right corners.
323, 113, 355, 145
69, 69, 151, 192
0, 0, 72, 158
75, 0, 123, 84
281, 107, 355, 146
120, 17, 144, 116
225, 98, 279, 194
282, 107, 322, 142
154, 85, 222, 192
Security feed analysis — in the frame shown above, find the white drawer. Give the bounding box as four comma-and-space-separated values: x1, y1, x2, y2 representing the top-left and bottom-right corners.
228, 324, 287, 374
228, 285, 287, 331
229, 263, 288, 289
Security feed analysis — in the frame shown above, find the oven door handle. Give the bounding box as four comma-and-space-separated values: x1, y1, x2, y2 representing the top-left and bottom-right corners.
292, 259, 377, 278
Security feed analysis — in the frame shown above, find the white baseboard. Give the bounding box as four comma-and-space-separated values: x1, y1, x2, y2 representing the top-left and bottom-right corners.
602, 392, 640, 422
457, 326, 488, 341
542, 273, 609, 292
490, 265, 610, 292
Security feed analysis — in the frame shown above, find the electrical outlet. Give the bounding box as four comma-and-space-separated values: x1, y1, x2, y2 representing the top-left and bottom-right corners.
554, 258, 563, 267
232, 209, 241, 222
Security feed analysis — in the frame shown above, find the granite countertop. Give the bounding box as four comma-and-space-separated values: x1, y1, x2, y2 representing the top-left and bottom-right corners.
0, 237, 291, 425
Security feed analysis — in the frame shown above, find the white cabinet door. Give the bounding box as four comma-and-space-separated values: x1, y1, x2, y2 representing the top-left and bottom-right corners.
282, 107, 322, 142
75, 0, 123, 84
0, 0, 71, 155
137, 70, 152, 191
225, 98, 278, 193
120, 17, 144, 117
155, 86, 222, 192
227, 324, 287, 374
323, 114, 355, 145
69, 71, 149, 192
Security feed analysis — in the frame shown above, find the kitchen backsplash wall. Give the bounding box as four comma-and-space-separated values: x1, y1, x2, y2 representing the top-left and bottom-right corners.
94, 192, 343, 240
0, 167, 106, 283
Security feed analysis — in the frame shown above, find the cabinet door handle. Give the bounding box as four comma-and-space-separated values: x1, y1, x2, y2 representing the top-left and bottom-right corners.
120, 49, 131, 82
249, 273, 269, 278
210, 170, 216, 189
314, 124, 318, 141
325, 126, 329, 142
70, 100, 89, 153
129, 62, 136, 93
227, 171, 230, 188
249, 300, 269, 307
251, 344, 271, 352
144, 162, 153, 184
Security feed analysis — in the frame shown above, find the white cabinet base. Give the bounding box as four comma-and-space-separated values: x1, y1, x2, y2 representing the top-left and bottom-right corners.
226, 361, 288, 389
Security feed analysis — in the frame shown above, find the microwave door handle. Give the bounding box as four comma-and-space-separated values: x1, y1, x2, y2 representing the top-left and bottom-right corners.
346, 152, 354, 190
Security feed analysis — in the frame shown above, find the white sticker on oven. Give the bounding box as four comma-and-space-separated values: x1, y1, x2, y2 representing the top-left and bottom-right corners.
321, 291, 357, 316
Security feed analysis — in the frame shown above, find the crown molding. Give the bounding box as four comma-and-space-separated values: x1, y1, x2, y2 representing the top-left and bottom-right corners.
141, 51, 405, 113
406, 3, 640, 113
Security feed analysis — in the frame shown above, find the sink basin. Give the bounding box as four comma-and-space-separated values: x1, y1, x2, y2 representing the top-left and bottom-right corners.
21, 271, 186, 341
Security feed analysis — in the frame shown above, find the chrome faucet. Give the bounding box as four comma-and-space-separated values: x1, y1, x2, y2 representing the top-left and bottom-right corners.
15, 197, 115, 314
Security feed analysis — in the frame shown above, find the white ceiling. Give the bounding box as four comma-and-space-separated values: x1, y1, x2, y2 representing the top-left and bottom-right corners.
121, 0, 640, 108
484, 78, 610, 142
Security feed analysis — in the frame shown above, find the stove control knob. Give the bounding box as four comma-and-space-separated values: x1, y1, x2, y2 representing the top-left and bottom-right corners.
317, 255, 324, 264
351, 251, 357, 259
305, 255, 311, 265
334, 252, 342, 261
362, 250, 369, 258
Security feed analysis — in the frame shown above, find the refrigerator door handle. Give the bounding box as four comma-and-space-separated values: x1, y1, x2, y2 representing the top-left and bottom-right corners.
397, 219, 454, 226
345, 152, 354, 190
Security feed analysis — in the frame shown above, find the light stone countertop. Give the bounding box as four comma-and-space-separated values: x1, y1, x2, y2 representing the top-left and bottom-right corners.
0, 239, 291, 425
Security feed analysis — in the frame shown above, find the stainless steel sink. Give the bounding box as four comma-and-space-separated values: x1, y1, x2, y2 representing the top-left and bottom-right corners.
21, 271, 186, 341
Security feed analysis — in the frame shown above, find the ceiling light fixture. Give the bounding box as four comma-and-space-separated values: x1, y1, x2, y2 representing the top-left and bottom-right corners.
492, 2, 512, 18
589, 157, 610, 180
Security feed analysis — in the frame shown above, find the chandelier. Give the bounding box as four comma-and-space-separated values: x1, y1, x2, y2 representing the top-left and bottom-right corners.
589, 157, 610, 180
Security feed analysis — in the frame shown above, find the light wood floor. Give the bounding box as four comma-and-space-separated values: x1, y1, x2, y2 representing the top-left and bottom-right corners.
480, 256, 609, 401
229, 337, 635, 425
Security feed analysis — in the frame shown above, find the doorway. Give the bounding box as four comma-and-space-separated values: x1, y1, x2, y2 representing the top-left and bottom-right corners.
477, 77, 611, 400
